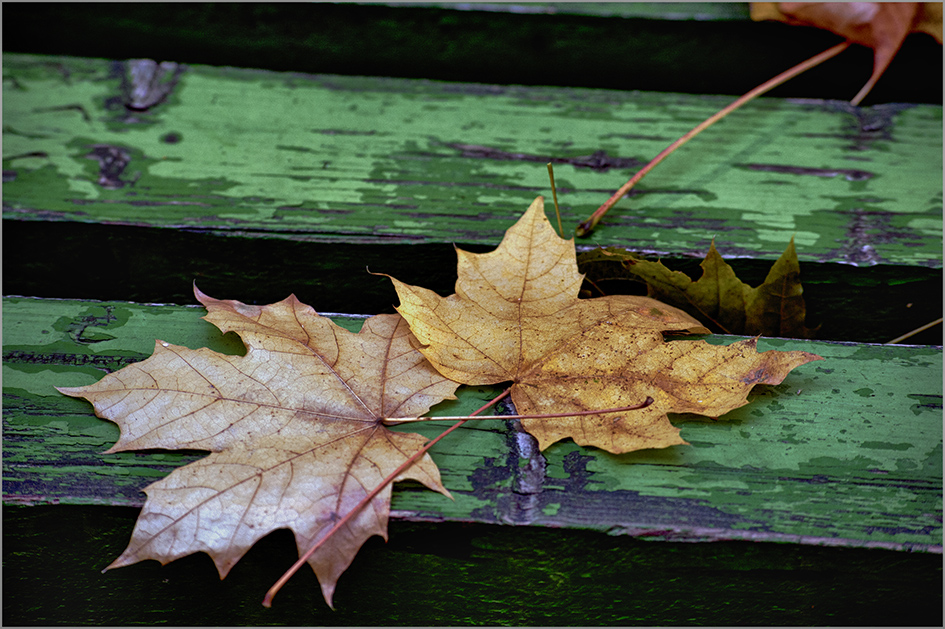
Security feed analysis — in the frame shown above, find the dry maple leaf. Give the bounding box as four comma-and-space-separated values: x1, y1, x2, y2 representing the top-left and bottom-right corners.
751, 2, 943, 104
391, 197, 822, 455
58, 286, 459, 607
578, 239, 818, 338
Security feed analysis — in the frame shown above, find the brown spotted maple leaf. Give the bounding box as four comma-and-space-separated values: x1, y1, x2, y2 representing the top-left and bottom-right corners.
391, 197, 822, 455
58, 287, 459, 607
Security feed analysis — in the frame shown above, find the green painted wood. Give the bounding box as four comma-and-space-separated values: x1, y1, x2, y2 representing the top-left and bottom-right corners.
4, 505, 941, 625
3, 53, 942, 268
4, 297, 941, 553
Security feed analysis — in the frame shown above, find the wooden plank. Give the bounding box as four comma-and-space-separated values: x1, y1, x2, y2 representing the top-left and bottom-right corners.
4, 296, 941, 552
3, 53, 942, 268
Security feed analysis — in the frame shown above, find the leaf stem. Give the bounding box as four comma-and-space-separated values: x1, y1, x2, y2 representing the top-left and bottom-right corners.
886, 317, 943, 345
580, 273, 608, 297
575, 41, 851, 237
385, 396, 654, 423
547, 162, 564, 238
261, 388, 511, 608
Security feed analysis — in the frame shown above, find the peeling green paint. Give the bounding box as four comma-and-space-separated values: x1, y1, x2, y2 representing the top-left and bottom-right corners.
3, 54, 941, 266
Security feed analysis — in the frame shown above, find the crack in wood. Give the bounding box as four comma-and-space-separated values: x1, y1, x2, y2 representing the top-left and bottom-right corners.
501, 415, 547, 526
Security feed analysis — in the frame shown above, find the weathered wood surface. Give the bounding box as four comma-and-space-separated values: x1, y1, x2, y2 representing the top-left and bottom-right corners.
3, 53, 942, 268
4, 296, 941, 553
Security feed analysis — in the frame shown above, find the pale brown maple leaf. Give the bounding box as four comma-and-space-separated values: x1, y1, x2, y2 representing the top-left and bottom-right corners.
391, 197, 822, 455
58, 286, 459, 607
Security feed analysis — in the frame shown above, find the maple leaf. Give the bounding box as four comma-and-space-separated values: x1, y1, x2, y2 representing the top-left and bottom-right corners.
577, 239, 819, 338
391, 197, 822, 455
751, 2, 943, 104
58, 287, 459, 607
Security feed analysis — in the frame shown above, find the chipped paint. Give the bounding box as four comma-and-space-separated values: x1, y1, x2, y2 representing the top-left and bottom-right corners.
3, 54, 940, 266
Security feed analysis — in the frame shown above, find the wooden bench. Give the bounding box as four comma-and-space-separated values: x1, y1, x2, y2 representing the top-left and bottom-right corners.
3, 4, 942, 625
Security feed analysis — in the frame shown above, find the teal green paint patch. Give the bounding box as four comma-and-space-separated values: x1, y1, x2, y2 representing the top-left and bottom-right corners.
51, 301, 132, 340
920, 443, 944, 476
2, 370, 104, 402
2, 297, 364, 358
4, 410, 117, 443
541, 502, 561, 516
76, 329, 116, 343
756, 338, 789, 349
330, 317, 366, 333
74, 420, 119, 442
542, 441, 588, 481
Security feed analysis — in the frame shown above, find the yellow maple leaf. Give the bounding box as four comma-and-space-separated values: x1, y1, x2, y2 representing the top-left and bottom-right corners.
391, 197, 822, 455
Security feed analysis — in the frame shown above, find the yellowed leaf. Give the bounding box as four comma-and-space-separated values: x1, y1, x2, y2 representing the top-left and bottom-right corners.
58, 287, 459, 607
392, 197, 822, 455
578, 238, 819, 338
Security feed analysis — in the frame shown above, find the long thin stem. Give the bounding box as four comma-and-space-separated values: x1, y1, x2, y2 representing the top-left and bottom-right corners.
547, 162, 564, 237
385, 396, 653, 424
886, 317, 943, 345
575, 41, 851, 237
261, 388, 511, 608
